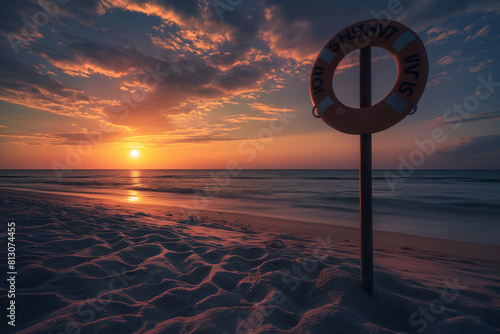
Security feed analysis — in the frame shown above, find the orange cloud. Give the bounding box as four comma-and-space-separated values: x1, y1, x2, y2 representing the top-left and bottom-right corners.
47, 59, 135, 78
428, 110, 500, 127
225, 114, 279, 123
464, 24, 490, 42
436, 50, 461, 66
468, 59, 493, 73
258, 6, 318, 64
427, 71, 453, 86
41, 43, 153, 78
248, 103, 295, 113
426, 28, 460, 45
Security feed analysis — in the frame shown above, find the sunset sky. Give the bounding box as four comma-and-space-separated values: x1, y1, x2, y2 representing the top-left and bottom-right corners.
0, 0, 499, 169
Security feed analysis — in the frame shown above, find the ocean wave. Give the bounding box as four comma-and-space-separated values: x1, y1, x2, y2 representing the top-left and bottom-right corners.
128, 186, 197, 195
462, 178, 500, 183
43, 180, 127, 187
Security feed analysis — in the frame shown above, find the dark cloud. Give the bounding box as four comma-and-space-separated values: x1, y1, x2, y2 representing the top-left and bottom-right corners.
194, 86, 225, 98
217, 63, 273, 90
400, 0, 500, 30
0, 1, 37, 35
0, 129, 129, 146
0, 0, 105, 42
438, 135, 500, 157
0, 56, 62, 95
429, 110, 500, 127
259, 0, 500, 56
65, 0, 106, 15
260, 0, 388, 52
43, 41, 157, 77
0, 41, 92, 117
214, 2, 265, 37
51, 130, 128, 145
155, 0, 201, 19
207, 50, 244, 67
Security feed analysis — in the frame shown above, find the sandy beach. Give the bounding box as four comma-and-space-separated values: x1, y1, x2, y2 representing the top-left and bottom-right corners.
1, 188, 499, 334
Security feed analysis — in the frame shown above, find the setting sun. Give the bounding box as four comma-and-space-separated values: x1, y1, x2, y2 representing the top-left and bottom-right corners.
130, 149, 140, 158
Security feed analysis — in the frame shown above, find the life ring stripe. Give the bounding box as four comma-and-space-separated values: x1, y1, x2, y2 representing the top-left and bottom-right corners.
392, 31, 416, 53
384, 92, 409, 114
317, 97, 334, 116
318, 48, 335, 64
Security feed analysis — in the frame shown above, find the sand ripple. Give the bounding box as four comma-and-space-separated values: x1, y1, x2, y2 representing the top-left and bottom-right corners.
1, 193, 499, 334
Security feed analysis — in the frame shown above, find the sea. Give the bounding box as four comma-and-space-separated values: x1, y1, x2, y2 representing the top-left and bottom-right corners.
1, 169, 499, 245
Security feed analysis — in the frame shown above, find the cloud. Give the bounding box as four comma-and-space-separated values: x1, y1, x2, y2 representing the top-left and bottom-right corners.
1, 0, 500, 153
427, 71, 453, 86
102, 0, 201, 25
464, 24, 491, 42
1, 17, 279, 136
398, 0, 500, 31
108, 0, 265, 58
39, 1, 287, 134
258, 6, 318, 64
223, 102, 296, 124
0, 130, 129, 146
225, 114, 279, 123
0, 123, 241, 147
120, 124, 242, 147
216, 62, 275, 91
43, 42, 156, 78
436, 50, 461, 66
428, 110, 500, 127
426, 28, 460, 45
0, 48, 107, 119
1, 0, 107, 53
468, 59, 494, 73
437, 135, 500, 157
249, 103, 295, 114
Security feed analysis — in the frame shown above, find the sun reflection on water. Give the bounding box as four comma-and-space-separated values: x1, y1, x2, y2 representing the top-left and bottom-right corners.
128, 170, 142, 202
127, 190, 140, 202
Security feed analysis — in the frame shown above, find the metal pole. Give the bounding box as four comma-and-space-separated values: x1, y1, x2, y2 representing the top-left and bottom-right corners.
359, 47, 373, 294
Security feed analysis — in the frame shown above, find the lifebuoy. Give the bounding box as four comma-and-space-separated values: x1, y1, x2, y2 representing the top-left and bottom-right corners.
310, 20, 429, 134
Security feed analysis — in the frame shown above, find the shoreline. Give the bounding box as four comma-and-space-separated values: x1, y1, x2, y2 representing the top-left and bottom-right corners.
2, 169, 499, 246
3, 187, 499, 270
